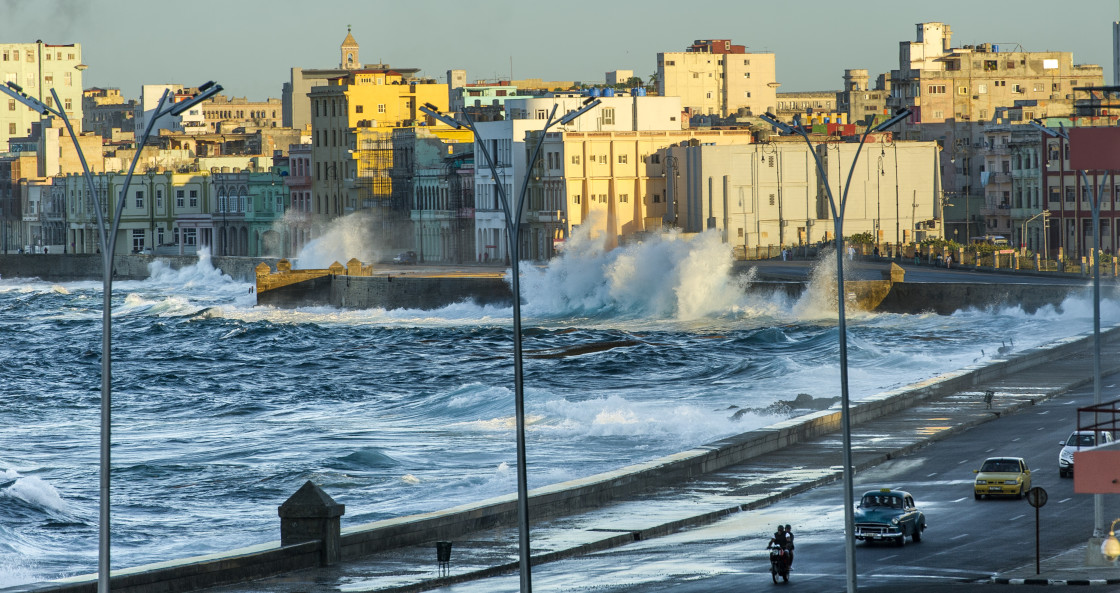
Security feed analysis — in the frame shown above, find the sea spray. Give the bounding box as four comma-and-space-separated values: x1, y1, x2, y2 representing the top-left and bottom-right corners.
290, 210, 387, 269
521, 227, 746, 320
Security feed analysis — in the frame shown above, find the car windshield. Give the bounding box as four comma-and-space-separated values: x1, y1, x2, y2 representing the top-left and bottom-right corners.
860, 494, 903, 508
1067, 434, 1095, 447
981, 460, 1020, 473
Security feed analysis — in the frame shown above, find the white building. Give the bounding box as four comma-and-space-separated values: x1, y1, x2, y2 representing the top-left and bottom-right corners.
470, 94, 683, 263
663, 139, 943, 250
0, 41, 84, 151
135, 84, 206, 137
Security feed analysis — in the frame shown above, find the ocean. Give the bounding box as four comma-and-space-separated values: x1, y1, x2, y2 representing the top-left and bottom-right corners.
0, 227, 1112, 586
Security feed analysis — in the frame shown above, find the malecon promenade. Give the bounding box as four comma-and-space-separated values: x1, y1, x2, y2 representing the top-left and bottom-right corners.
1, 255, 1116, 592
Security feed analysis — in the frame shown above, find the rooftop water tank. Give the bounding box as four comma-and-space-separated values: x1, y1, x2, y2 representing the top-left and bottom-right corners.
993, 45, 999, 53
602, 88, 615, 97
589, 87, 601, 97
634, 87, 647, 96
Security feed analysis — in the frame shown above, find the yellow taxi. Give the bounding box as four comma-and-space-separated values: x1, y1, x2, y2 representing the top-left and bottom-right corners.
973, 456, 1031, 499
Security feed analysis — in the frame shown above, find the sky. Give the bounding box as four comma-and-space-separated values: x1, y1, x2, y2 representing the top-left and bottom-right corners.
2, 0, 1119, 102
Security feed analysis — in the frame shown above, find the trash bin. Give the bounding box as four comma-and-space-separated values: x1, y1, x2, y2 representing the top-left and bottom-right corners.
436, 541, 452, 564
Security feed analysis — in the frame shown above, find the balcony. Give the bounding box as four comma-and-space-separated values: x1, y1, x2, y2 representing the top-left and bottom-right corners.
980, 204, 1012, 217
986, 172, 1012, 185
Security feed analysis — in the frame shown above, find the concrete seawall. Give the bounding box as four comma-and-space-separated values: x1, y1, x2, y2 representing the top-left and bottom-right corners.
13, 325, 1118, 593
0, 254, 278, 283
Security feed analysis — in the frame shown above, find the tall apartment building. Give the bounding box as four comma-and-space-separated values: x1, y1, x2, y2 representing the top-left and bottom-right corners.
656, 39, 777, 118
308, 68, 449, 222
82, 88, 136, 141
283, 28, 418, 130
0, 41, 84, 151
884, 22, 1103, 242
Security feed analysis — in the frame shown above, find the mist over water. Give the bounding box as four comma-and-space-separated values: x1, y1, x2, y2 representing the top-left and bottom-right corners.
1, 225, 1117, 586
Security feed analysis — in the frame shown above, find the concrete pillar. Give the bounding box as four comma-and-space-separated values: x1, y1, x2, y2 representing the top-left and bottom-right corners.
278, 481, 345, 566
1035, 253, 1041, 271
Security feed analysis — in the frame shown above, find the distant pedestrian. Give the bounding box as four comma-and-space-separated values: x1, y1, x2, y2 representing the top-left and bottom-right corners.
984, 390, 994, 409
945, 255, 951, 269
873, 246, 880, 260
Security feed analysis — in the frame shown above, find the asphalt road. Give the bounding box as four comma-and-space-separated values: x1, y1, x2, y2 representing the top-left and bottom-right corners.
428, 374, 1120, 593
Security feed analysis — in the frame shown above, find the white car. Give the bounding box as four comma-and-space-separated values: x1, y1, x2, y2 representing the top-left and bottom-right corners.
1058, 430, 1114, 478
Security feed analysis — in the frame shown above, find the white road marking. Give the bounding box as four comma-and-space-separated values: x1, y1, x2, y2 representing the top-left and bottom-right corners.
1059, 497, 1072, 503
927, 473, 938, 477
951, 533, 970, 540
1010, 514, 1025, 521
951, 497, 968, 503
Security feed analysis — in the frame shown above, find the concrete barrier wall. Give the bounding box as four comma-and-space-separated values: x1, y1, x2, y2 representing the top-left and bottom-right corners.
330, 275, 512, 310
0, 254, 280, 283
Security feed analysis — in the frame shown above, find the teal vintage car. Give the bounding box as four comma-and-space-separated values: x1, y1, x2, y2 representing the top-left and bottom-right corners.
853, 488, 926, 546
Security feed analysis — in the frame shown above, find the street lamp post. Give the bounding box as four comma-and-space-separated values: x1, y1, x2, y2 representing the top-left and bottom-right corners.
1021, 210, 1047, 258
420, 98, 599, 593
1, 80, 221, 593
760, 107, 911, 593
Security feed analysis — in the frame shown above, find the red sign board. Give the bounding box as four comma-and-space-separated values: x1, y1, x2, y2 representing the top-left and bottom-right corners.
1069, 128, 1120, 170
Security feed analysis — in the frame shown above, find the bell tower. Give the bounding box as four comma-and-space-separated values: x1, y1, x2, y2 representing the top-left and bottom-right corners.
340, 25, 360, 70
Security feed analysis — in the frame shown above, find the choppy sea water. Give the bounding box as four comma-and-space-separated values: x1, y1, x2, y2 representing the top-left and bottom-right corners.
0, 228, 1114, 586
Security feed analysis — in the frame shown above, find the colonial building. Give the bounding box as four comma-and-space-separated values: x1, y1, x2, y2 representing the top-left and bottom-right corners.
657, 39, 778, 118
837, 69, 891, 126
308, 68, 449, 222
660, 136, 942, 252
882, 22, 1104, 243
1, 41, 84, 151
201, 95, 283, 133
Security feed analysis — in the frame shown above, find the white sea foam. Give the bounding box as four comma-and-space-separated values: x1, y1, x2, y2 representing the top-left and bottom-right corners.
0, 471, 66, 514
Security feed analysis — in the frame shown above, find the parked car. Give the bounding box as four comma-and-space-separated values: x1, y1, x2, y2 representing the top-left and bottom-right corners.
393, 251, 417, 265
853, 488, 926, 546
1059, 430, 1114, 478
973, 457, 1031, 499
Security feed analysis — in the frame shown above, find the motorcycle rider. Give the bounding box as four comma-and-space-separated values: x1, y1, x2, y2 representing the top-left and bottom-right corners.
768, 525, 791, 569
783, 524, 794, 566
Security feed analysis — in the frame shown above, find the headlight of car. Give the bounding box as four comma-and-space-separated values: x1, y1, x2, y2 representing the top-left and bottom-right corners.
1006, 479, 1020, 485
891, 517, 900, 525
976, 479, 987, 485
1061, 451, 1073, 462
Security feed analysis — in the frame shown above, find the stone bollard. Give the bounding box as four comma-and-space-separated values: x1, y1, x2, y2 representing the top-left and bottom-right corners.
278, 480, 346, 566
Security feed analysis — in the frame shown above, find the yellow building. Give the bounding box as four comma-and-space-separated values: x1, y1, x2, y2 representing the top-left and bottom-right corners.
527, 128, 755, 259
308, 69, 450, 220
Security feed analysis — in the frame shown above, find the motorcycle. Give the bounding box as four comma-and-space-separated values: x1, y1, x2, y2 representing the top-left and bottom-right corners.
768, 544, 790, 583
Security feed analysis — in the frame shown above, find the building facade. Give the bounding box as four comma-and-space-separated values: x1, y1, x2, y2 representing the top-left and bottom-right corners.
657, 39, 777, 118
1, 41, 84, 151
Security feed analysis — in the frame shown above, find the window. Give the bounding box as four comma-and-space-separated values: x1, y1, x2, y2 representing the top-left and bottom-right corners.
132, 229, 144, 252
984, 60, 998, 71
651, 154, 660, 164
156, 190, 162, 208
598, 155, 607, 164
926, 85, 946, 94
619, 194, 628, 203
574, 194, 581, 204
617, 154, 628, 164
571, 155, 580, 165
653, 193, 661, 203
958, 86, 968, 95
665, 60, 675, 66
176, 190, 185, 208
599, 194, 608, 203
7, 99, 13, 111
769, 194, 775, 206
1012, 84, 1023, 93
135, 190, 144, 208
355, 105, 363, 113
692, 72, 699, 78
1049, 187, 1060, 202
1065, 187, 1075, 202
377, 104, 386, 113
601, 107, 615, 125
978, 83, 988, 94
189, 190, 198, 208
744, 72, 751, 78
64, 98, 71, 110
184, 228, 197, 246
8, 123, 15, 134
